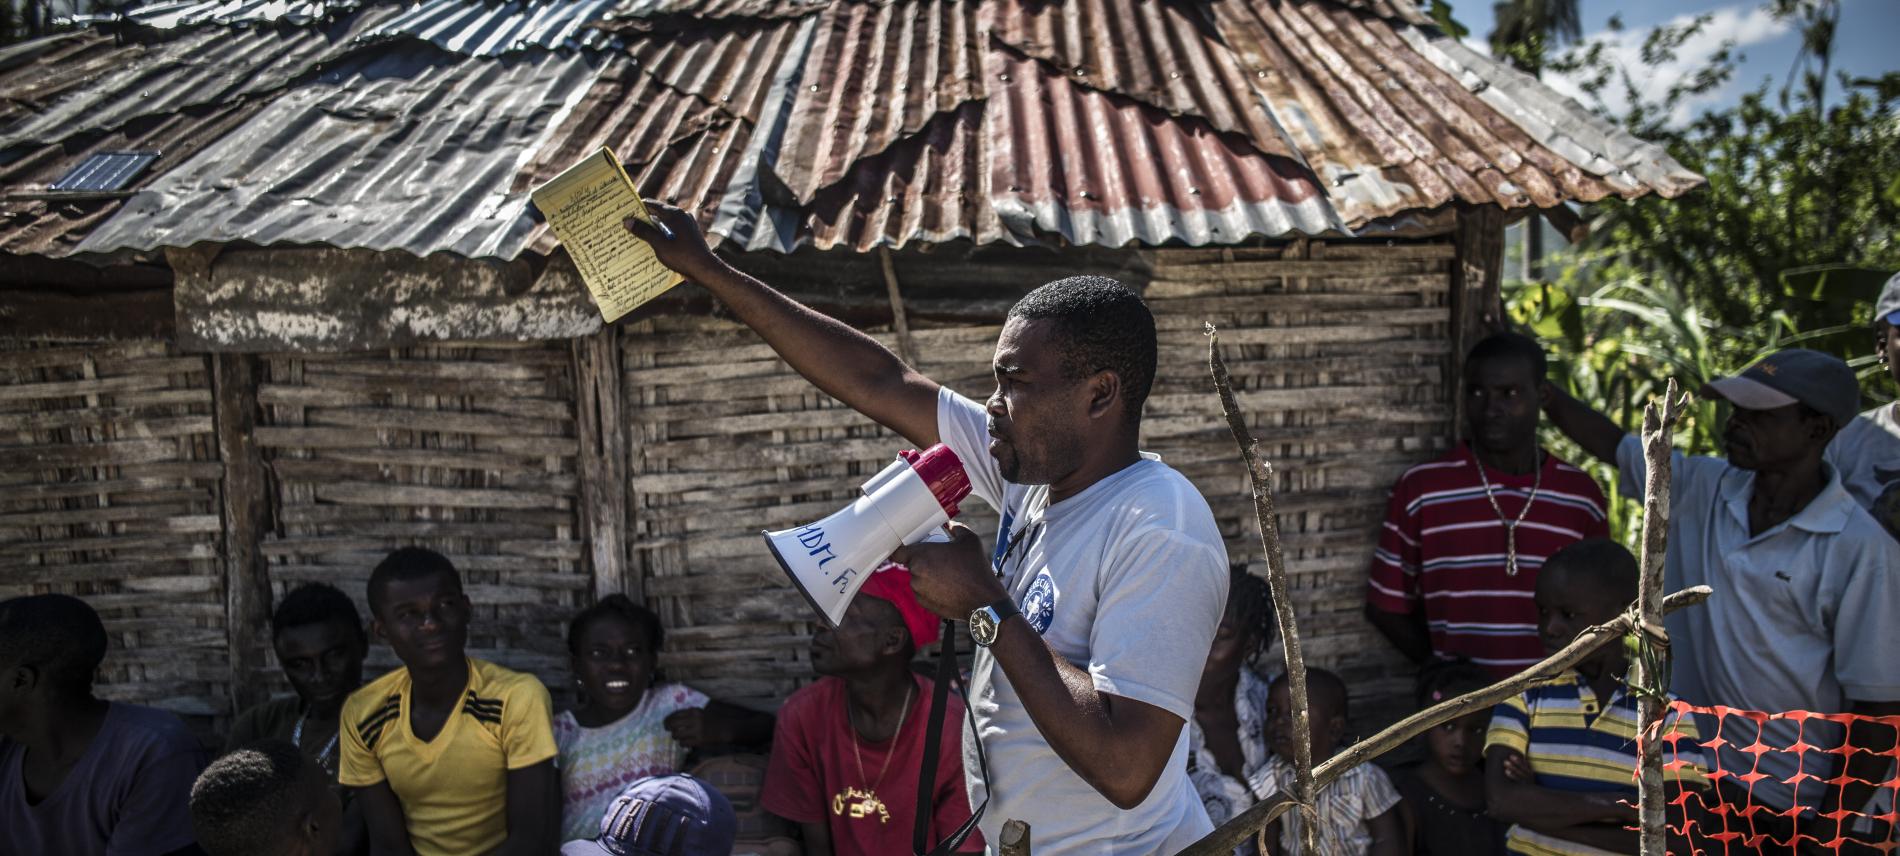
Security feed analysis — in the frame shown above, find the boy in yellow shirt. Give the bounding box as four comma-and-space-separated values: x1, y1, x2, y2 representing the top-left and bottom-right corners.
340, 547, 558, 856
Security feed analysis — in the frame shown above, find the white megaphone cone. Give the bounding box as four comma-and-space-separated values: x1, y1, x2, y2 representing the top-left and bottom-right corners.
763, 444, 972, 627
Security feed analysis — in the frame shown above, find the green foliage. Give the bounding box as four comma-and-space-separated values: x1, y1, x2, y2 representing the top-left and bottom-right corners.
1488, 0, 1581, 74
1512, 2, 1900, 543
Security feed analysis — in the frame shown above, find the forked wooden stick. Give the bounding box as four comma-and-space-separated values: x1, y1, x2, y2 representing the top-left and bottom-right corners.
1207, 324, 1319, 855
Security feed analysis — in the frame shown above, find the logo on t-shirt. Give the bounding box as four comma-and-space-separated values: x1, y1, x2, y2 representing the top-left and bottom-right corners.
1022, 570, 1056, 634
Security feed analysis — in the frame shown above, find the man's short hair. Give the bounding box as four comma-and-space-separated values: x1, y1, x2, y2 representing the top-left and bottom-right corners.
1544, 537, 1639, 602
271, 582, 364, 641
366, 547, 461, 614
0, 594, 107, 694
190, 739, 314, 856
1465, 331, 1549, 382
1007, 276, 1157, 425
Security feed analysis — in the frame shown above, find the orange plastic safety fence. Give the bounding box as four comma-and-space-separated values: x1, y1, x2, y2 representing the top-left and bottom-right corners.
1651, 701, 1900, 855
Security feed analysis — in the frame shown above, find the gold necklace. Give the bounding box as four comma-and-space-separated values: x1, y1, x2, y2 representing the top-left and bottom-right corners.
847, 681, 914, 791
1474, 452, 1542, 576
831, 681, 914, 825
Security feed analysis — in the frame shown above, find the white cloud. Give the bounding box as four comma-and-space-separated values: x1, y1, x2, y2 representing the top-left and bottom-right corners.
1541, 4, 1793, 124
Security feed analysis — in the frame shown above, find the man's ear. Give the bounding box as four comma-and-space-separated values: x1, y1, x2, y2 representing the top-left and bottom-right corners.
1537, 380, 1555, 410
4, 663, 38, 694
1086, 370, 1122, 422
881, 626, 909, 658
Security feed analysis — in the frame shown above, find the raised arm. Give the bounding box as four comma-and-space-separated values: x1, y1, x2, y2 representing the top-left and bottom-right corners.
1540, 384, 1624, 465
625, 203, 942, 448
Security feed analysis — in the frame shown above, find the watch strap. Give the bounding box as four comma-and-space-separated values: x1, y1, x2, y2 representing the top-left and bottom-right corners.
985, 596, 1020, 623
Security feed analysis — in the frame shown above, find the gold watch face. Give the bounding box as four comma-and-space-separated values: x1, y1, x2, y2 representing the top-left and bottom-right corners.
969, 607, 999, 646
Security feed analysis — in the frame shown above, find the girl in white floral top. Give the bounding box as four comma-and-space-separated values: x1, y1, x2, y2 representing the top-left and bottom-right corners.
555, 595, 772, 843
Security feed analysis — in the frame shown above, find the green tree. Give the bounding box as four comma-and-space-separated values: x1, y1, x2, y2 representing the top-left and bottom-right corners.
1512, 2, 1900, 540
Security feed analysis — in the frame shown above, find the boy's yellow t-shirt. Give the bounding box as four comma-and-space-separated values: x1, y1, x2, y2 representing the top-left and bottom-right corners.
339, 658, 557, 856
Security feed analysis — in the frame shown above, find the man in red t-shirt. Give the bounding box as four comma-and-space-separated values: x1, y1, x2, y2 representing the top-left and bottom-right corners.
762, 565, 983, 856
1364, 333, 1611, 679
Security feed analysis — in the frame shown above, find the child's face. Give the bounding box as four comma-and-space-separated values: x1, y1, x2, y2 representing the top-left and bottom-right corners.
571, 614, 658, 718
372, 571, 471, 672
1266, 680, 1343, 761
1424, 710, 1488, 775
1534, 564, 1624, 659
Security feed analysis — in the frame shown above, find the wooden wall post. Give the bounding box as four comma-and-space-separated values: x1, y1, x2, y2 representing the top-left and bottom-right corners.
1450, 206, 1508, 433
575, 326, 632, 601
212, 352, 272, 714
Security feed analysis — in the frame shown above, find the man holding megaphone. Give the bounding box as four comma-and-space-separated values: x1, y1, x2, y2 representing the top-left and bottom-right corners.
625, 205, 1230, 856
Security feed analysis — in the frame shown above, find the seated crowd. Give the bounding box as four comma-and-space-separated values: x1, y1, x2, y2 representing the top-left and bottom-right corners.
6, 301, 1900, 855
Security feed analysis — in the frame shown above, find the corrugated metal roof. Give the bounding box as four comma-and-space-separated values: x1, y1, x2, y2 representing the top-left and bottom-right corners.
68, 0, 364, 29
985, 0, 1303, 163
1202, 0, 1696, 224
8, 0, 1699, 259
78, 47, 606, 258
986, 49, 1342, 246
0, 100, 264, 255
0, 8, 395, 151
770, 0, 983, 204
361, 0, 623, 55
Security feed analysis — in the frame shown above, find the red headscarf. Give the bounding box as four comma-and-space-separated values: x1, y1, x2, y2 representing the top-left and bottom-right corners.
856, 562, 942, 648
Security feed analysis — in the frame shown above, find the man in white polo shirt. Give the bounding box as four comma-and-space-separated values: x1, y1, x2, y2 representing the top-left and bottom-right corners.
1545, 348, 1900, 850
625, 203, 1228, 854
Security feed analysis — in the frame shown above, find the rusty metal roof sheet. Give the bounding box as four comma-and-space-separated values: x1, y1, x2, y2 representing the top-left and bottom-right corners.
984, 0, 1302, 164
770, 0, 983, 204
78, 46, 606, 258
69, 0, 365, 29
985, 49, 1341, 246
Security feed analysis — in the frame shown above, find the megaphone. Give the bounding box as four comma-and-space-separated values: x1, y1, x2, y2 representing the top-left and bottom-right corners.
764, 444, 972, 627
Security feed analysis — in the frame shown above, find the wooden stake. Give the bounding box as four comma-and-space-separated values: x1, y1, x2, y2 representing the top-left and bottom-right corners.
1636, 379, 1688, 856
879, 248, 919, 367
1208, 324, 1319, 855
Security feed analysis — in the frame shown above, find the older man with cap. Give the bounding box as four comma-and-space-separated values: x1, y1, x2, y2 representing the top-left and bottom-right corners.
1826, 271, 1900, 523
762, 564, 983, 856
561, 773, 735, 856
1544, 348, 1900, 850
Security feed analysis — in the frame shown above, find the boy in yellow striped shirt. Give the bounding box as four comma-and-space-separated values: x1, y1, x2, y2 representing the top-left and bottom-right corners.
1483, 539, 1708, 856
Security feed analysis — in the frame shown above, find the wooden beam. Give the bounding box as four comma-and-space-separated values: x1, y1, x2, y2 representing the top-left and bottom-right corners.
575, 326, 632, 601
1450, 206, 1507, 432
212, 352, 272, 715
0, 288, 175, 341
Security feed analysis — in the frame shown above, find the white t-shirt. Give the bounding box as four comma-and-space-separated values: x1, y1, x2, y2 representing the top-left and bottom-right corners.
936, 386, 1230, 855
1824, 403, 1900, 512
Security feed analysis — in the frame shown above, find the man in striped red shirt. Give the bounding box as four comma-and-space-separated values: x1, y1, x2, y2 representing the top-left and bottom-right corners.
1364, 333, 1610, 679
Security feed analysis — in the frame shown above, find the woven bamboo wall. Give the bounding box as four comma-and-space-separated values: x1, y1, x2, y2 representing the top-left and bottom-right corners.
626, 241, 1454, 726
0, 342, 231, 720
253, 342, 592, 701
1142, 243, 1454, 729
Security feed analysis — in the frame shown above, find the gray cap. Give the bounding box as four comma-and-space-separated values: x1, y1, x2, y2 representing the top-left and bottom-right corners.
1706, 348, 1860, 427
1874, 271, 1900, 327
560, 774, 736, 856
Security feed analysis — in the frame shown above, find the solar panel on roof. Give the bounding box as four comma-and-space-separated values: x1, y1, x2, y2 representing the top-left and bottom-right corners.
49, 151, 161, 193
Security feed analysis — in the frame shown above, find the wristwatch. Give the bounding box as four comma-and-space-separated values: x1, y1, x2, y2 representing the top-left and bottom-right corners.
968, 597, 1021, 648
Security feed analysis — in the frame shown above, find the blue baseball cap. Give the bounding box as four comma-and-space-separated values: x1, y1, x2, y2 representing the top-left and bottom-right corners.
1875, 271, 1900, 327
560, 774, 736, 856
1705, 348, 1860, 427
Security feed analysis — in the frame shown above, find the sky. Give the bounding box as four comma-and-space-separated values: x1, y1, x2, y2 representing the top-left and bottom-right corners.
1456, 0, 1900, 124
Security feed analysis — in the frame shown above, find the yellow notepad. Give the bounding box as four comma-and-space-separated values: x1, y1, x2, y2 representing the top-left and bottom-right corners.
530, 147, 684, 323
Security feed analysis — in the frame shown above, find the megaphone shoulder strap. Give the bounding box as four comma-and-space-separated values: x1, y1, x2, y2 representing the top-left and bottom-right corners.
913, 619, 988, 856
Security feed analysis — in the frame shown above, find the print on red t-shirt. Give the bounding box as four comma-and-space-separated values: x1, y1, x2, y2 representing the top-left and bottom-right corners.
1366, 444, 1609, 677
761, 674, 983, 855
